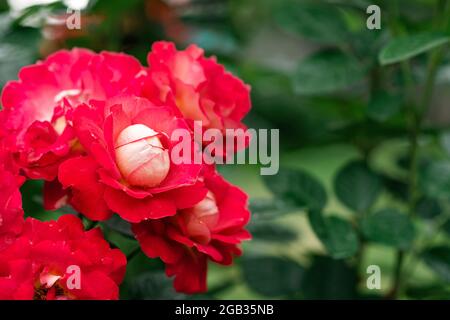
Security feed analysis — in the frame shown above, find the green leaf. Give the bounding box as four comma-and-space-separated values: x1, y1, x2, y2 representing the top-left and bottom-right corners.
274, 1, 348, 44
422, 246, 450, 283
416, 197, 442, 220
294, 51, 365, 95
21, 180, 63, 221
103, 214, 133, 237
406, 284, 450, 299
320, 216, 359, 259
379, 32, 450, 65
249, 198, 298, 220
420, 161, 450, 200
443, 220, 450, 235
351, 28, 387, 62
361, 208, 415, 249
248, 223, 297, 243
334, 160, 382, 212
101, 228, 139, 257
262, 168, 327, 211
382, 174, 409, 201
125, 271, 187, 300
0, 24, 40, 89
367, 91, 402, 122
440, 131, 450, 157
241, 256, 304, 298
0, 13, 11, 38
21, 180, 45, 216
301, 255, 357, 299
308, 211, 359, 259
189, 29, 238, 56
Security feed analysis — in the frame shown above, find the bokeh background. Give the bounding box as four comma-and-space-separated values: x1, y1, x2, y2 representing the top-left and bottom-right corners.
1, 0, 450, 299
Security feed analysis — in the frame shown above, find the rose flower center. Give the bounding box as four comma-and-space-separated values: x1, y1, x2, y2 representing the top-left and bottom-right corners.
115, 124, 170, 188
34, 272, 68, 300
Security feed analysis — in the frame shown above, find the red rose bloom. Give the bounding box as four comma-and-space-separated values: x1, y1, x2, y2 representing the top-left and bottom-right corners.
143, 41, 251, 134
0, 164, 24, 251
0, 48, 145, 180
0, 215, 126, 300
132, 170, 251, 293
57, 95, 206, 223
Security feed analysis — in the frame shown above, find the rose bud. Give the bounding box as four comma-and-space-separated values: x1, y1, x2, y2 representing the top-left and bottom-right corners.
183, 191, 219, 244
115, 124, 170, 188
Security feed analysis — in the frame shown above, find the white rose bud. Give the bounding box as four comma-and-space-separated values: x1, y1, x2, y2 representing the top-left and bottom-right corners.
115, 124, 170, 188
184, 192, 219, 244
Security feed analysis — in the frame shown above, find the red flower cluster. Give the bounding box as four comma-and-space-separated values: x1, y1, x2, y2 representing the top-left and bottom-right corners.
0, 215, 126, 300
133, 169, 250, 293
0, 41, 252, 297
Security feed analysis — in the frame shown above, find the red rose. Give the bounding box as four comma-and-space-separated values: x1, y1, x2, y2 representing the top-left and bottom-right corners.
0, 49, 145, 180
57, 95, 206, 223
0, 215, 126, 300
143, 41, 251, 134
0, 143, 24, 250
132, 170, 251, 293
0, 165, 24, 251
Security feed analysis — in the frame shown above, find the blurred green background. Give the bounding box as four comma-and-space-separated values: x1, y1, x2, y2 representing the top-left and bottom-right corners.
1, 0, 450, 299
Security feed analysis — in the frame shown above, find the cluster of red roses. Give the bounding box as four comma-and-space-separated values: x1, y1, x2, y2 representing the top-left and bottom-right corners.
0, 42, 252, 299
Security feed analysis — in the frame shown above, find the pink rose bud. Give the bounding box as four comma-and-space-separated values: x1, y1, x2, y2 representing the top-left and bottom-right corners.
184, 191, 219, 244
115, 124, 170, 188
